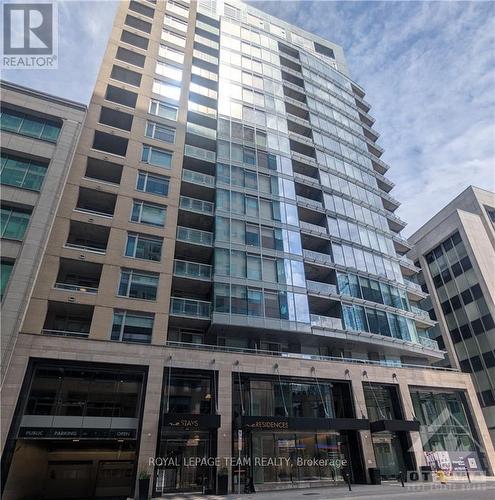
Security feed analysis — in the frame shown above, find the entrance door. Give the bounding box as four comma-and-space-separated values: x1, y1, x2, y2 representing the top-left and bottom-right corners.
155, 432, 212, 494
372, 432, 405, 479
44, 461, 93, 499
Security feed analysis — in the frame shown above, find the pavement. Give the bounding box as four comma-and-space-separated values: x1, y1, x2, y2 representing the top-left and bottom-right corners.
155, 480, 495, 500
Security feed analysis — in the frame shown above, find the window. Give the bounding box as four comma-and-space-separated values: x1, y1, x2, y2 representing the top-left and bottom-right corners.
0, 107, 61, 142
145, 121, 175, 143
137, 171, 169, 196
141, 145, 172, 168
125, 14, 152, 33
111, 310, 154, 343
110, 65, 142, 87
105, 84, 138, 108
99, 107, 133, 131
118, 268, 159, 300
247, 254, 262, 280
116, 46, 146, 67
121, 29, 149, 49
125, 232, 162, 261
131, 200, 166, 226
129, 0, 155, 18
166, 0, 189, 17
149, 99, 178, 120
159, 44, 184, 63
93, 130, 128, 156
152, 79, 181, 100
1, 205, 31, 240
155, 62, 183, 81
264, 291, 279, 318
1, 259, 14, 299
164, 14, 188, 32
162, 29, 186, 47
1, 153, 47, 191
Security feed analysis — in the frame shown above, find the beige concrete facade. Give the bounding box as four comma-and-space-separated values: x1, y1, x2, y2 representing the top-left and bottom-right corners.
0, 81, 86, 380
409, 186, 495, 446
2, 333, 495, 491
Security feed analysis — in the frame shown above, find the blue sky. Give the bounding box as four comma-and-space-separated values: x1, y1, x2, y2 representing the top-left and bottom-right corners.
3, 0, 494, 236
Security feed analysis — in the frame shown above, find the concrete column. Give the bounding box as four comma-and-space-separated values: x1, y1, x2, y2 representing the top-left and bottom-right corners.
136, 359, 164, 497
217, 363, 233, 492
396, 379, 425, 470
350, 377, 376, 482
462, 377, 495, 475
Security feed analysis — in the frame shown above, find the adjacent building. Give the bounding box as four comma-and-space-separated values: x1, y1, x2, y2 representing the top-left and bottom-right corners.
0, 81, 86, 377
1, 1, 494, 498
408, 186, 495, 446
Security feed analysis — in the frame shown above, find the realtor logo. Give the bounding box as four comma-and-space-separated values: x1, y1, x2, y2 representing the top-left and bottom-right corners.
2, 2, 57, 68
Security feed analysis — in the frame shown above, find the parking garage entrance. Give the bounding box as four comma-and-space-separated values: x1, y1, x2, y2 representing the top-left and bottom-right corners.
2, 361, 147, 500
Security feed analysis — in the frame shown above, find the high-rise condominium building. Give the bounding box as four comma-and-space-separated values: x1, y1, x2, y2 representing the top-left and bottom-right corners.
408, 186, 495, 446
1, 1, 494, 498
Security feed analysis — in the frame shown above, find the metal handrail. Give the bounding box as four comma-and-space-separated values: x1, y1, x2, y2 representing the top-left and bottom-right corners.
164, 341, 457, 372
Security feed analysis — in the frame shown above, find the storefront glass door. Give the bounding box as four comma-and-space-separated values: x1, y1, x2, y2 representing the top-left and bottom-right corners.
155, 431, 212, 494
372, 432, 405, 479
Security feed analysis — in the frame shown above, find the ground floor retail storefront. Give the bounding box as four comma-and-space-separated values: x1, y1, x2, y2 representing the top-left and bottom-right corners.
1, 340, 494, 498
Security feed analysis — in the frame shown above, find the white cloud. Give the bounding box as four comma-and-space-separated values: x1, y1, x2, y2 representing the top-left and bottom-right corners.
251, 0, 495, 235
2, 0, 118, 103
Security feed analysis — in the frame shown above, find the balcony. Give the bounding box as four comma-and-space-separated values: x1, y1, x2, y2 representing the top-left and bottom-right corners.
170, 297, 211, 319
179, 196, 214, 216
65, 221, 110, 254
42, 301, 94, 338
176, 226, 213, 246
173, 259, 212, 280
403, 278, 422, 293
182, 168, 215, 188
310, 314, 343, 331
84, 157, 123, 185
184, 144, 216, 163
75, 187, 116, 218
410, 305, 431, 321
303, 249, 333, 266
300, 220, 327, 235
54, 258, 102, 294
296, 195, 323, 211
418, 336, 439, 351
306, 280, 338, 296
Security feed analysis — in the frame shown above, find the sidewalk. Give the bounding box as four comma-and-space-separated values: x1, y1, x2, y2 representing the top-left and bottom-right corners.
155, 479, 495, 500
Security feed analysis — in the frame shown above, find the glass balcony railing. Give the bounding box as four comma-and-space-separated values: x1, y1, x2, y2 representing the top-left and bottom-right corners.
404, 279, 423, 293
303, 249, 332, 265
399, 255, 417, 268
170, 297, 211, 319
310, 314, 343, 330
306, 280, 337, 296
296, 195, 323, 210
182, 169, 215, 187
179, 196, 214, 215
176, 226, 213, 246
300, 221, 327, 234
173, 259, 212, 280
410, 305, 431, 320
184, 144, 216, 163
418, 336, 439, 350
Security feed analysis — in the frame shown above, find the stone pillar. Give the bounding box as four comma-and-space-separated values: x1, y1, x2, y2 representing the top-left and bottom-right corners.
350, 378, 376, 482
397, 379, 425, 470
136, 359, 164, 498
217, 363, 233, 492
